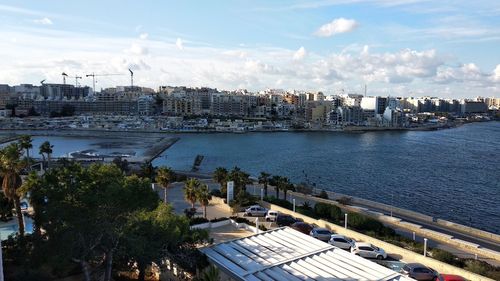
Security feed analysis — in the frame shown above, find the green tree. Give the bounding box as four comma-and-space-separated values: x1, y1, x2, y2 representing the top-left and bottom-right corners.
19, 135, 33, 171
228, 167, 251, 194
156, 167, 174, 204
18, 171, 44, 238
258, 172, 271, 197
139, 162, 155, 181
212, 167, 228, 194
121, 204, 187, 281
184, 178, 200, 209
0, 143, 26, 237
39, 141, 53, 171
282, 180, 294, 200
32, 163, 158, 281
196, 184, 212, 218
270, 175, 282, 198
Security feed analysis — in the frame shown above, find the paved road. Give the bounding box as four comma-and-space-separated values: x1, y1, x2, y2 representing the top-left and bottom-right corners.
160, 179, 500, 266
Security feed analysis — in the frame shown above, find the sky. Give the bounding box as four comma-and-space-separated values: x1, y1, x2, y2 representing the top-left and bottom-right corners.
1, 0, 500, 98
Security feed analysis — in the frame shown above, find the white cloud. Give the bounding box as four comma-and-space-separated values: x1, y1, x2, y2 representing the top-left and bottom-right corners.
293, 46, 307, 60
493, 65, 500, 82
34, 17, 53, 25
124, 43, 149, 55
0, 27, 497, 98
139, 33, 148, 40
176, 38, 184, 50
314, 18, 358, 37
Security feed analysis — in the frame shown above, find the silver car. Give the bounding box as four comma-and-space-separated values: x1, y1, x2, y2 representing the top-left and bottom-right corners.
351, 242, 387, 260
329, 234, 355, 250
244, 205, 268, 217
400, 263, 437, 281
310, 228, 333, 241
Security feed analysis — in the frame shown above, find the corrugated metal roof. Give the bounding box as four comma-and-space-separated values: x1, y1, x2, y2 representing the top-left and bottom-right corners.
201, 227, 414, 281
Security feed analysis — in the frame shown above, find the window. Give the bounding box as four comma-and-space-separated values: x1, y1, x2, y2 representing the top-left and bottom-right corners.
359, 246, 372, 251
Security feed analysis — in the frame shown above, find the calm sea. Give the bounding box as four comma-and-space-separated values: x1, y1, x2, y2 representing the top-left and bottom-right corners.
3, 122, 499, 233
153, 122, 500, 234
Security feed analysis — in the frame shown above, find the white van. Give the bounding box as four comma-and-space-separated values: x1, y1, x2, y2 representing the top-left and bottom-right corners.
265, 210, 279, 222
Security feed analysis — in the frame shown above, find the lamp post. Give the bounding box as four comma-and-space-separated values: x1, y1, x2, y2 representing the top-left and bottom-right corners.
344, 213, 348, 229
293, 199, 296, 212
260, 188, 264, 201
390, 192, 394, 217
423, 238, 428, 257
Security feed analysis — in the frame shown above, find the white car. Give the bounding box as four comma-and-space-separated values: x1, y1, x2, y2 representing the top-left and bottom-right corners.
265, 210, 279, 222
329, 234, 355, 250
245, 205, 268, 217
351, 242, 387, 260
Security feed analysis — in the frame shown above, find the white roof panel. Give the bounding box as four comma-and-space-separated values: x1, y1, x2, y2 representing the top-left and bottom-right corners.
201, 227, 415, 281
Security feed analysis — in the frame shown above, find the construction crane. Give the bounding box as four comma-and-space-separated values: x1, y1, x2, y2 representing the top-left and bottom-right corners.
40, 79, 46, 85
85, 72, 124, 94
62, 72, 68, 84
128, 68, 134, 87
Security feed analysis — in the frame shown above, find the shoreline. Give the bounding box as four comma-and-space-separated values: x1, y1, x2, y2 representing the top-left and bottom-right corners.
2, 120, 495, 137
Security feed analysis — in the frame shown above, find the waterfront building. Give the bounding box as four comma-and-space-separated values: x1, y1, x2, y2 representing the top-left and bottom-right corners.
40, 83, 90, 100
211, 92, 250, 116
305, 100, 332, 125
361, 96, 387, 115
137, 95, 154, 115
461, 101, 488, 114
333, 106, 364, 126
162, 95, 202, 116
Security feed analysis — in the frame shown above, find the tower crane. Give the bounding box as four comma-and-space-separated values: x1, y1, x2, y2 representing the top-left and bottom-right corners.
62, 72, 68, 84
85, 72, 124, 94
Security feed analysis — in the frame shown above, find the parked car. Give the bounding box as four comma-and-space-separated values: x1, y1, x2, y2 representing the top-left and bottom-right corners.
275, 214, 297, 227
351, 242, 387, 260
244, 205, 268, 217
329, 234, 355, 250
265, 210, 279, 222
400, 263, 437, 281
435, 274, 466, 281
291, 222, 313, 234
310, 228, 333, 241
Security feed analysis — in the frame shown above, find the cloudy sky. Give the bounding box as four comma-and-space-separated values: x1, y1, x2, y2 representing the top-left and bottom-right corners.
1, 0, 500, 98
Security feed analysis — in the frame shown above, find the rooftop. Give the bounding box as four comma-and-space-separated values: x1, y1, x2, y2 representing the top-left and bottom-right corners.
201, 227, 414, 281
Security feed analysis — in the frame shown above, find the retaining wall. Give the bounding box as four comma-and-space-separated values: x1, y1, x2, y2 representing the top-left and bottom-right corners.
261, 201, 495, 281
287, 191, 500, 262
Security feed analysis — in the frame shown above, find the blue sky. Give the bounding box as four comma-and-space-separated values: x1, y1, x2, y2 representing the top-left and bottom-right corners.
1, 0, 500, 98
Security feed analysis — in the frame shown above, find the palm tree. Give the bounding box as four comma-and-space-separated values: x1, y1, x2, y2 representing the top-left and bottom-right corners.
229, 167, 251, 194
196, 184, 212, 218
258, 172, 271, 197
270, 175, 282, 198
183, 178, 200, 209
0, 143, 26, 236
282, 179, 294, 200
156, 167, 174, 204
212, 167, 228, 194
19, 135, 33, 171
39, 141, 53, 171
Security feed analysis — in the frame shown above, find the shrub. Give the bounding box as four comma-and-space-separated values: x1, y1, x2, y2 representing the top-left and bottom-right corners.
317, 190, 329, 199
210, 189, 222, 198
184, 208, 197, 219
189, 217, 209, 226
337, 196, 352, 205
329, 204, 342, 222
259, 224, 268, 231
264, 196, 293, 209
348, 212, 385, 234
464, 260, 490, 275
314, 202, 332, 218
301, 201, 312, 210
209, 217, 229, 223
432, 249, 464, 267
295, 183, 313, 195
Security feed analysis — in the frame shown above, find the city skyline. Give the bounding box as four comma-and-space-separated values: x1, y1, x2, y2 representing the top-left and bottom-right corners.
1, 1, 500, 98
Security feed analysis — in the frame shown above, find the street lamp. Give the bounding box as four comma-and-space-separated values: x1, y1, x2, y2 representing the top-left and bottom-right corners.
423, 238, 428, 257
345, 213, 348, 229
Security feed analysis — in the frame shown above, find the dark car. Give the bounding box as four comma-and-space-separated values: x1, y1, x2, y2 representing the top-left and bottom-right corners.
291, 222, 313, 234
401, 263, 437, 281
275, 214, 297, 227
